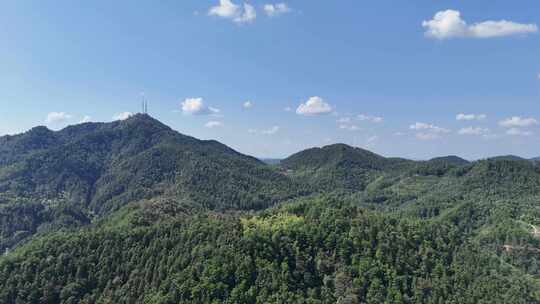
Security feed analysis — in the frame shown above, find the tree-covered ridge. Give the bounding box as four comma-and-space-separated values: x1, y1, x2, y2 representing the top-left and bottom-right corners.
281, 144, 392, 171
1, 118, 539, 303
428, 155, 470, 166
0, 114, 305, 252
1, 196, 538, 304
280, 143, 540, 283
279, 144, 413, 192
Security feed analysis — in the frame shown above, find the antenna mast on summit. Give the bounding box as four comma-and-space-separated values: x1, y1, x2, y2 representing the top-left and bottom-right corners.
141, 94, 148, 114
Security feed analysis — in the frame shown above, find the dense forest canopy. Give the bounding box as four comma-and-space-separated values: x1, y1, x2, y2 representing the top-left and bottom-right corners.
1, 115, 539, 303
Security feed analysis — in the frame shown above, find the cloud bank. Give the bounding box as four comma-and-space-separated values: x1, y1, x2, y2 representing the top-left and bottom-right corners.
423, 10, 537, 39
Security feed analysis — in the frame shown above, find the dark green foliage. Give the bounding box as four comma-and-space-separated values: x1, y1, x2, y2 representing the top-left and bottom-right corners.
281, 144, 391, 171
1, 197, 537, 303
0, 115, 304, 251
489, 155, 527, 162
280, 144, 411, 192
429, 155, 470, 166
1, 120, 539, 303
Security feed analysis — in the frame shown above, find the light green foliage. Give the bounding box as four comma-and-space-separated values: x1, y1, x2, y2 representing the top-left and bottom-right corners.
241, 213, 305, 236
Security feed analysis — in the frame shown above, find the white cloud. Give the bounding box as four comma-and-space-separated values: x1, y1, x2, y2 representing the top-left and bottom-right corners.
284, 106, 292, 112
423, 10, 537, 40
469, 20, 538, 38
181, 98, 220, 116
249, 126, 280, 135
458, 127, 490, 135
506, 128, 533, 136
243, 101, 253, 108
337, 117, 351, 123
235, 3, 256, 23
296, 96, 333, 116
456, 113, 487, 121
208, 0, 256, 24
416, 132, 440, 140
113, 112, 133, 121
410, 122, 450, 133
358, 114, 384, 123
45, 112, 72, 124
410, 122, 450, 140
499, 116, 538, 128
339, 115, 370, 131
209, 0, 239, 18
264, 3, 291, 17
262, 126, 280, 135
338, 124, 360, 131
79, 116, 92, 123
205, 121, 223, 128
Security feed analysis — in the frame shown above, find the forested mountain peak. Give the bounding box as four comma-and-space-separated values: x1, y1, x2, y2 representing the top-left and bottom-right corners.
488, 155, 527, 162
1, 118, 540, 303
281, 143, 389, 171
0, 115, 303, 252
428, 155, 470, 166
27, 125, 53, 135
115, 113, 172, 132
0, 126, 59, 165
462, 157, 540, 193
279, 144, 400, 192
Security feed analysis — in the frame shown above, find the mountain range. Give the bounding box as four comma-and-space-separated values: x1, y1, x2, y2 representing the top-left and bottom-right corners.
0, 115, 539, 303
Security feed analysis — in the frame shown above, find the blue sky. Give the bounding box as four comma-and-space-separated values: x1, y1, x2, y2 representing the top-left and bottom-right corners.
1, 1, 539, 159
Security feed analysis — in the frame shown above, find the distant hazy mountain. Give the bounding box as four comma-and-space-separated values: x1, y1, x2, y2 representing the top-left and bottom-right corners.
260, 158, 282, 165
428, 155, 470, 166
488, 155, 527, 161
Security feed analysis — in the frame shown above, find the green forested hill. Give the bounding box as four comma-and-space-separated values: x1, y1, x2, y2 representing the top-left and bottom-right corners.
0, 119, 539, 303
1, 196, 538, 304
428, 155, 470, 166
0, 114, 304, 253
280, 144, 413, 192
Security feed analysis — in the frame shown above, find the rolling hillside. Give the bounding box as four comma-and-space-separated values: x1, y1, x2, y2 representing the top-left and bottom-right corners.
0, 114, 304, 252
280, 144, 412, 192
0, 119, 539, 303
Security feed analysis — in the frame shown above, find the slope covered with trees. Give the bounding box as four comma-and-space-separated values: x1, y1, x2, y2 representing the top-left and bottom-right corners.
1, 118, 539, 303
0, 115, 304, 252
1, 196, 538, 304
280, 144, 412, 192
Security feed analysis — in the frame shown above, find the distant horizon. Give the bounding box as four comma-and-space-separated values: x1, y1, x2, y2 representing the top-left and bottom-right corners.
3, 113, 538, 162
1, 1, 539, 160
